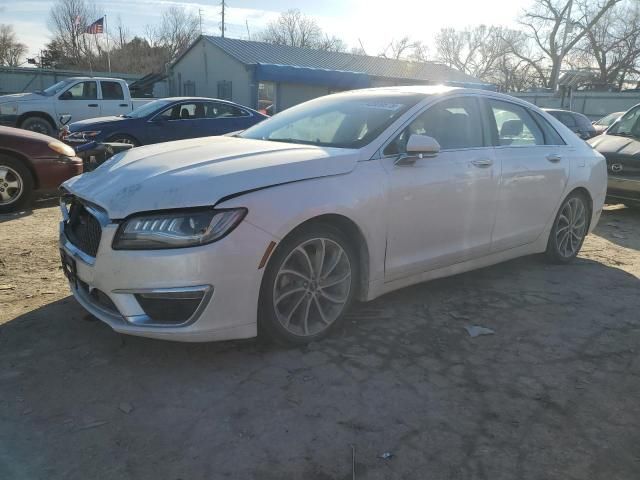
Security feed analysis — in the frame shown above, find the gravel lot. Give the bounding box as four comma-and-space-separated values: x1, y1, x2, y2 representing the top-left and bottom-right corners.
1, 201, 639, 479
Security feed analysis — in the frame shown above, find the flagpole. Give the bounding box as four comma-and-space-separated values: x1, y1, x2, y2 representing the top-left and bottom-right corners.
104, 14, 111, 73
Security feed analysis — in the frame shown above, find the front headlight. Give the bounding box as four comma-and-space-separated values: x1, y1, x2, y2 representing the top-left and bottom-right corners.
112, 208, 247, 250
71, 130, 101, 140
0, 102, 17, 115
48, 141, 75, 157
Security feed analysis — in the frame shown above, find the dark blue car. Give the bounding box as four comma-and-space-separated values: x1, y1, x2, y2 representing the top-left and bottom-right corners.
64, 97, 267, 146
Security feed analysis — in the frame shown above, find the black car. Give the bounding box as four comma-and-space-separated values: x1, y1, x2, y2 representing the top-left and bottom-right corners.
588, 103, 640, 207
543, 109, 596, 139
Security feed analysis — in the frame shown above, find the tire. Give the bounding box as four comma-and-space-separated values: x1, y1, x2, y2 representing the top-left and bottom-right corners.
20, 116, 55, 137
259, 223, 359, 345
545, 191, 590, 264
0, 154, 34, 213
106, 134, 139, 147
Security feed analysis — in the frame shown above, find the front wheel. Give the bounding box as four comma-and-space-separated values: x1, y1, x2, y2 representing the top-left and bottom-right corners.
259, 224, 358, 345
0, 154, 34, 213
546, 192, 590, 263
20, 116, 55, 137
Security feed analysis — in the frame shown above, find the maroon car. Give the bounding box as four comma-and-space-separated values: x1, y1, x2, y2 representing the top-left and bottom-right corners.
0, 126, 83, 213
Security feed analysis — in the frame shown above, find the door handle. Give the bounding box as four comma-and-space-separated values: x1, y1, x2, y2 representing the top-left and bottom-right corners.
546, 154, 562, 163
471, 159, 493, 168
88, 104, 99, 107
119, 103, 128, 107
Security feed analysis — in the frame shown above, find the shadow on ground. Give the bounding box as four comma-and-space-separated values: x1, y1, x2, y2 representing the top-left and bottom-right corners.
593, 205, 640, 250
1, 256, 639, 479
0, 196, 59, 224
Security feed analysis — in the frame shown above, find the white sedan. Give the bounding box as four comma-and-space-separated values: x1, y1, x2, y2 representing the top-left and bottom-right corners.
59, 86, 607, 344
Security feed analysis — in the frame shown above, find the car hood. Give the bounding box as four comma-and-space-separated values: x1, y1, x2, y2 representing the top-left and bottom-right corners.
589, 134, 640, 157
69, 116, 128, 131
0, 92, 41, 103
63, 136, 359, 219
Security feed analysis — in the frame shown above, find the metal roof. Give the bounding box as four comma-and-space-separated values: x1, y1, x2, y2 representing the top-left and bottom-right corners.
202, 36, 486, 85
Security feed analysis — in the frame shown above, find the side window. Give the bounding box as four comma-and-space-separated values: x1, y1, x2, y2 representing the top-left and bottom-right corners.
61, 81, 97, 100
157, 105, 178, 120
383, 96, 484, 155
574, 113, 592, 129
489, 100, 544, 146
559, 112, 577, 127
206, 102, 246, 118
531, 111, 566, 146
174, 103, 199, 120
101, 81, 124, 100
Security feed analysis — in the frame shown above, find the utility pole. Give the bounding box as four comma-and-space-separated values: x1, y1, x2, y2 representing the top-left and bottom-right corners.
220, 0, 226, 38
199, 9, 203, 35
245, 19, 250, 40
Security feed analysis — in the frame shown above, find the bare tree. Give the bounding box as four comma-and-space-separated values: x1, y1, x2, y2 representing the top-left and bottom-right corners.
48, 0, 98, 63
518, 0, 623, 89
379, 37, 425, 60
0, 25, 27, 66
146, 6, 199, 60
316, 35, 347, 53
259, 9, 346, 52
435, 26, 513, 79
578, 1, 640, 89
260, 9, 322, 48
111, 15, 130, 50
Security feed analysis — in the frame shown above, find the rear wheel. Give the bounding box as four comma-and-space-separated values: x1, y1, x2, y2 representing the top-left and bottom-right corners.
259, 224, 358, 345
20, 116, 55, 137
0, 154, 34, 213
545, 192, 590, 263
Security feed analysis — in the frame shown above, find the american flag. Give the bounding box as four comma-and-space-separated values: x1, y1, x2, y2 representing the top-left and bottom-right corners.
85, 17, 104, 34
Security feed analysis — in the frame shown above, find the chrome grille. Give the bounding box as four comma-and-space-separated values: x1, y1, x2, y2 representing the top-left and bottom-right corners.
64, 201, 102, 257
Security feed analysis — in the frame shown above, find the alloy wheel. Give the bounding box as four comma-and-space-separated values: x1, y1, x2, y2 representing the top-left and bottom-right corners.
272, 237, 352, 337
555, 197, 587, 258
0, 166, 23, 205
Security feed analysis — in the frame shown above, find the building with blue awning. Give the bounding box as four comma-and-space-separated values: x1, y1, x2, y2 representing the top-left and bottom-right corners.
170, 36, 492, 114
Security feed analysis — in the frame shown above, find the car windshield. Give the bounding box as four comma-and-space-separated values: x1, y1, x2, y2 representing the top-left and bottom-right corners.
595, 112, 622, 127
39, 79, 74, 96
607, 106, 640, 138
239, 92, 425, 149
124, 99, 175, 119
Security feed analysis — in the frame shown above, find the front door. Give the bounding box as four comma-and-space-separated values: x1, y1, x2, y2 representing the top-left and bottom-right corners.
383, 96, 500, 282
486, 99, 570, 251
55, 80, 100, 123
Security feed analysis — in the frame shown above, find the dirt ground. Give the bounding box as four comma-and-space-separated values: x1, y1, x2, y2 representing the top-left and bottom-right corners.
1, 201, 639, 479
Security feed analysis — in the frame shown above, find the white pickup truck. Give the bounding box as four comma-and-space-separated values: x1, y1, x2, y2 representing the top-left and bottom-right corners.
0, 77, 152, 136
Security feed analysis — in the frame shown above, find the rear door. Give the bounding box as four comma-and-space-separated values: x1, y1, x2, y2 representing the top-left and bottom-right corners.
99, 81, 130, 117
486, 99, 570, 251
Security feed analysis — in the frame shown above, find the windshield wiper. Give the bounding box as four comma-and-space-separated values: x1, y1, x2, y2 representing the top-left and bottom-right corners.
609, 132, 635, 137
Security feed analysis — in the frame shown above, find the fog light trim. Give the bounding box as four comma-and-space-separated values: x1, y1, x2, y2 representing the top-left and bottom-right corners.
113, 285, 213, 327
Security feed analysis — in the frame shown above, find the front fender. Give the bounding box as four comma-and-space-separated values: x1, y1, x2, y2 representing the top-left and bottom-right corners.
217, 160, 389, 285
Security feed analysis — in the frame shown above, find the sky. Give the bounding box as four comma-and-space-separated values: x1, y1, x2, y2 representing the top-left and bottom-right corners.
0, 0, 531, 60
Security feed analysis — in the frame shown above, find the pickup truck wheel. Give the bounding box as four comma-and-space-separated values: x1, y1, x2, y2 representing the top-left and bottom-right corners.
106, 135, 139, 147
21, 116, 55, 137
0, 154, 34, 213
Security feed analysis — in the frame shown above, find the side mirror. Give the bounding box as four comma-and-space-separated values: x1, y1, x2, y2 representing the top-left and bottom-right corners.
59, 91, 72, 100
395, 134, 440, 165
59, 114, 72, 125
